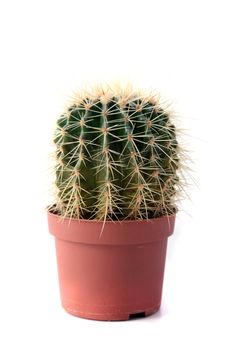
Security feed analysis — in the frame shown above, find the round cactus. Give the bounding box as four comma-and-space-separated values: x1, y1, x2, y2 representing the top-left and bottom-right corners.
52, 86, 181, 221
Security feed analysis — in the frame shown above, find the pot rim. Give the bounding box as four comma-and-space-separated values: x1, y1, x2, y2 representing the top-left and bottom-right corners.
47, 207, 176, 245
46, 205, 176, 224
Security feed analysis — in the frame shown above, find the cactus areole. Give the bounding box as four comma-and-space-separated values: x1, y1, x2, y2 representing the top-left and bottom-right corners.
47, 85, 182, 321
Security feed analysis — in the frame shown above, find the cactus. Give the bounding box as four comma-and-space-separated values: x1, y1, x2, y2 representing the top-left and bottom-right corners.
52, 86, 182, 221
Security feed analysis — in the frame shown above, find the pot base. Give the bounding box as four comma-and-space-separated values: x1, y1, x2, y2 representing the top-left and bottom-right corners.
63, 304, 160, 321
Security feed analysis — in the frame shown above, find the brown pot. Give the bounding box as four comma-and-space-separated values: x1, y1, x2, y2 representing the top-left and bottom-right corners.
47, 210, 175, 321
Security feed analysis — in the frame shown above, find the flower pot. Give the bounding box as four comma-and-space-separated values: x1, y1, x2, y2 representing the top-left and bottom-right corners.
47, 210, 175, 321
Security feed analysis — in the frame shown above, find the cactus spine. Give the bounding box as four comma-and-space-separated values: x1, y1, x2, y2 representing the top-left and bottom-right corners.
53, 86, 181, 221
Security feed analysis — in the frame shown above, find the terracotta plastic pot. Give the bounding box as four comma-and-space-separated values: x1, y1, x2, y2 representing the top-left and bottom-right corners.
47, 211, 175, 321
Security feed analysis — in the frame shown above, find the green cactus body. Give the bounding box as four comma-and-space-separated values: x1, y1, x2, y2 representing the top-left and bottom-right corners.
53, 87, 180, 221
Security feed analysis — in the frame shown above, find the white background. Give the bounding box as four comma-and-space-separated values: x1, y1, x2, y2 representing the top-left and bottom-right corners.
0, 0, 233, 349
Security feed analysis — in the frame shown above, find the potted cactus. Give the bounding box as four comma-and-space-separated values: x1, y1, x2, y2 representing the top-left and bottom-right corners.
47, 85, 183, 321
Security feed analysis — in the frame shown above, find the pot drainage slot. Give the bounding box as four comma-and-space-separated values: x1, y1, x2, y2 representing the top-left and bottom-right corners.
129, 312, 145, 320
